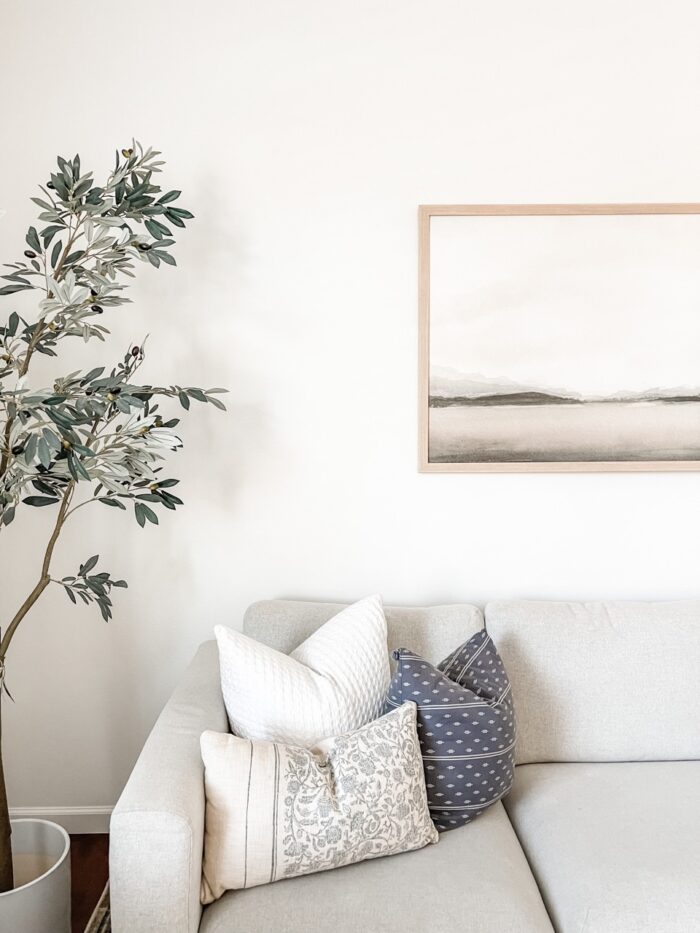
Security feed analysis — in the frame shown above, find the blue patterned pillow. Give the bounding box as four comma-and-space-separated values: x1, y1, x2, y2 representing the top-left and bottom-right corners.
383, 629, 515, 832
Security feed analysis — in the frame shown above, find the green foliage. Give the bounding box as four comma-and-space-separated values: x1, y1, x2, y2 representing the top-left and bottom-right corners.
60, 555, 127, 622
0, 141, 226, 622
0, 142, 192, 365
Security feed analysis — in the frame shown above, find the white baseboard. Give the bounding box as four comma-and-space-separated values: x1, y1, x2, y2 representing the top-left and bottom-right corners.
9, 806, 113, 834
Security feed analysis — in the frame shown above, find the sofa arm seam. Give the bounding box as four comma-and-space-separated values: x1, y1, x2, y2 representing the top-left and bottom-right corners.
112, 807, 197, 829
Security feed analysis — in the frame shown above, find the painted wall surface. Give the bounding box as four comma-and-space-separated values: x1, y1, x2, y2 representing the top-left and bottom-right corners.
1, 0, 699, 815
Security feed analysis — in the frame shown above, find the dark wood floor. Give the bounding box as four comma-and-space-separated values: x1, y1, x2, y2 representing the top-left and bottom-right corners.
70, 834, 109, 933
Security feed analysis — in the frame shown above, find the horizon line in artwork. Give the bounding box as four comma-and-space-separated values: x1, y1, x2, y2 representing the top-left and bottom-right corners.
429, 367, 700, 408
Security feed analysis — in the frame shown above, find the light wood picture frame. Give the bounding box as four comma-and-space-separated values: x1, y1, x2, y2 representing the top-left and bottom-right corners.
419, 203, 700, 472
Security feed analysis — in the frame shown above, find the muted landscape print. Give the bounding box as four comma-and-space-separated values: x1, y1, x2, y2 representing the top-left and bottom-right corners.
427, 213, 700, 466
429, 368, 700, 463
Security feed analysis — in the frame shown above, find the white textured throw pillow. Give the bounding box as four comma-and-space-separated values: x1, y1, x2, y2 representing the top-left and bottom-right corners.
200, 702, 438, 902
215, 594, 390, 746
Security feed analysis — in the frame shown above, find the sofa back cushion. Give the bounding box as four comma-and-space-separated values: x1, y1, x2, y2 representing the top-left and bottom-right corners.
486, 599, 700, 763
243, 600, 484, 667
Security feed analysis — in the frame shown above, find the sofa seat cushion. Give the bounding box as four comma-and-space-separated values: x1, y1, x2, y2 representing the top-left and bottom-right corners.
505, 762, 700, 933
199, 801, 553, 933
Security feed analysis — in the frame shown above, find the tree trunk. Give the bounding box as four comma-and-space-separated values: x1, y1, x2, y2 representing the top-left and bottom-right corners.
0, 694, 13, 892
0, 487, 73, 894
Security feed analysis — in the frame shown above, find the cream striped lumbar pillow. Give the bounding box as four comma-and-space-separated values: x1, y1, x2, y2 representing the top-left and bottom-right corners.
215, 594, 390, 746
200, 702, 438, 903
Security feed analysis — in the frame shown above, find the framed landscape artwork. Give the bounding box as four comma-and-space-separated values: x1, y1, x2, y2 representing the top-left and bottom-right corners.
419, 204, 700, 472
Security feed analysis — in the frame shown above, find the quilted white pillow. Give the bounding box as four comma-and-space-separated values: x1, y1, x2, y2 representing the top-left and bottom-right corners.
215, 594, 390, 746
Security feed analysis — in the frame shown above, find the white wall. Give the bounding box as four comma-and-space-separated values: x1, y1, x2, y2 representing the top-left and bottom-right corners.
1, 0, 699, 819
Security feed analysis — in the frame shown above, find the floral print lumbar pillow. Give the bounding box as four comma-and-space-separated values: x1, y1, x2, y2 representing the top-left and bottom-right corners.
200, 701, 438, 902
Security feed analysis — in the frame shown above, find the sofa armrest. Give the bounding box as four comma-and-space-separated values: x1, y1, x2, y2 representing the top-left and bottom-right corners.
110, 640, 228, 933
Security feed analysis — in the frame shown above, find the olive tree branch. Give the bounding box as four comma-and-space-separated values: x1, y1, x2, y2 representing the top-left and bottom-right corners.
0, 481, 74, 660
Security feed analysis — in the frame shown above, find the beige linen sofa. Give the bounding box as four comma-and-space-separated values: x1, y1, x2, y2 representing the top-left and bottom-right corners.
110, 599, 700, 933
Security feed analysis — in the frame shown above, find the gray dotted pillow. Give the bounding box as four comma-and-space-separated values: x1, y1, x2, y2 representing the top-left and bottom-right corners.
383, 629, 515, 832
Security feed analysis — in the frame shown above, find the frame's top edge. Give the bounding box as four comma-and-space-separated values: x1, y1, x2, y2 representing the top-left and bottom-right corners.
419, 203, 700, 216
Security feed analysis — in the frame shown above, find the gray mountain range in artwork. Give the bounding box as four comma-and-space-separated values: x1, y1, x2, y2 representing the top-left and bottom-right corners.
429, 366, 700, 407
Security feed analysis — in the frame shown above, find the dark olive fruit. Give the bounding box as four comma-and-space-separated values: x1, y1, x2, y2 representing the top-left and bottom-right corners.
85, 388, 93, 395
24, 250, 36, 259
47, 181, 55, 189
90, 288, 98, 297
91, 305, 103, 314
137, 242, 151, 251
131, 346, 140, 356
112, 387, 122, 395
11, 444, 24, 455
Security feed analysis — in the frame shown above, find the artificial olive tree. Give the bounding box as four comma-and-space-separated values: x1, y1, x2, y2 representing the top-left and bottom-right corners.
0, 143, 225, 891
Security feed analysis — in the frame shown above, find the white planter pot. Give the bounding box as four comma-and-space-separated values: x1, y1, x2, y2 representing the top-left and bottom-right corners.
0, 819, 71, 933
